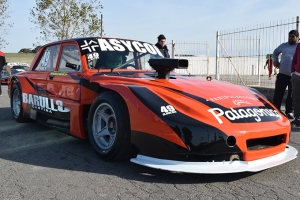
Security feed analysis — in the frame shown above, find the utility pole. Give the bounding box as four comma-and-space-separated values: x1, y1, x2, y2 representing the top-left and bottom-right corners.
100, 14, 103, 37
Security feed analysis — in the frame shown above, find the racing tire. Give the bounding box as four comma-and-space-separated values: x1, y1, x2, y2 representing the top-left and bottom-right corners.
10, 83, 30, 123
88, 91, 131, 161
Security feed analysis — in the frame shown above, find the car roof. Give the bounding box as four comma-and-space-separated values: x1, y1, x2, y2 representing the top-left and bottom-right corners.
40, 36, 138, 48
6, 62, 30, 66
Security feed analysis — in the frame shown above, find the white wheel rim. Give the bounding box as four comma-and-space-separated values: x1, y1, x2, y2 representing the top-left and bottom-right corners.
92, 103, 117, 150
12, 88, 21, 117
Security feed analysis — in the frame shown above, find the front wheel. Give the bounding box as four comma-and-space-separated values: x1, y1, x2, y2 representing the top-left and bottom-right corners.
88, 91, 131, 160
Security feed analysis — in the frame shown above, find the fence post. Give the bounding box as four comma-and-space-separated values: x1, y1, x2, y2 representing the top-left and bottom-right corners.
171, 40, 175, 59
257, 38, 261, 86
297, 16, 300, 33
206, 42, 210, 76
216, 31, 220, 80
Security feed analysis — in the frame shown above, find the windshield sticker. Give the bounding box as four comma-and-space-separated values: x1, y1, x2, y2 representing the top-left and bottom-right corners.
39, 49, 51, 70
81, 40, 100, 52
87, 52, 99, 61
22, 93, 70, 113
208, 107, 282, 124
80, 38, 163, 57
109, 39, 126, 51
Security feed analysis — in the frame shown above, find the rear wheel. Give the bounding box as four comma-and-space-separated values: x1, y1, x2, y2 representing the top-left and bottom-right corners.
88, 91, 131, 160
11, 84, 29, 122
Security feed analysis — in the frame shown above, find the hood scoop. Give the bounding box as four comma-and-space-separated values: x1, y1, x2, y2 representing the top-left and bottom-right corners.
148, 58, 188, 79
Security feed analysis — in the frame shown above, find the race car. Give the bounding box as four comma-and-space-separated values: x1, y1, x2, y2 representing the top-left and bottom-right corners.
1, 62, 29, 84
0, 70, 8, 83
1, 69, 26, 84
8, 37, 297, 174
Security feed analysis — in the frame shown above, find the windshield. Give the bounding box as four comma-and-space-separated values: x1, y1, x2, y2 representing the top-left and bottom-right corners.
79, 38, 164, 70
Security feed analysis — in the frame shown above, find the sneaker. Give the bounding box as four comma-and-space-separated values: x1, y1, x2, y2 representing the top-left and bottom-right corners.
286, 113, 294, 120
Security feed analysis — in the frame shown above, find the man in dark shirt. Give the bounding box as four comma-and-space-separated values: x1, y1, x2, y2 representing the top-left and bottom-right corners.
0, 50, 6, 96
272, 30, 299, 119
155, 34, 170, 58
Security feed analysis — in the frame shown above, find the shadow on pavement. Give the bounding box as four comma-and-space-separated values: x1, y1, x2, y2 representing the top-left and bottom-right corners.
0, 105, 257, 184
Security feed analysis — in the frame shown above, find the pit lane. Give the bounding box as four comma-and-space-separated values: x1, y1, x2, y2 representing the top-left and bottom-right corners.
0, 85, 299, 199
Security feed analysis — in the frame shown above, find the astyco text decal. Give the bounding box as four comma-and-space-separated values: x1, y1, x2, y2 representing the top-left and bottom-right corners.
80, 39, 163, 57
22, 93, 70, 113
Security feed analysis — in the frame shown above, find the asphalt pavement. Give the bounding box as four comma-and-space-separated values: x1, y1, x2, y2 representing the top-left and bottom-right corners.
0, 84, 300, 199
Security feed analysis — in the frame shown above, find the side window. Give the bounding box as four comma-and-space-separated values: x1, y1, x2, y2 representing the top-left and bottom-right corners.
35, 45, 60, 71
58, 45, 81, 72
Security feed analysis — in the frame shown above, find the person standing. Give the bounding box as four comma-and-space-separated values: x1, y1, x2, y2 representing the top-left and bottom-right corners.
291, 41, 300, 126
264, 55, 273, 80
272, 30, 299, 119
155, 34, 170, 58
0, 50, 6, 96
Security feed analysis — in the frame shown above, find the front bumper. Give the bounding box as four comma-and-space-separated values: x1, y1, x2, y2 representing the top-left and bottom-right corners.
130, 145, 298, 174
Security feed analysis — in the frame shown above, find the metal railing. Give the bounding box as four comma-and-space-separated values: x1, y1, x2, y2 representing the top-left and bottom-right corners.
168, 41, 210, 77
216, 16, 300, 88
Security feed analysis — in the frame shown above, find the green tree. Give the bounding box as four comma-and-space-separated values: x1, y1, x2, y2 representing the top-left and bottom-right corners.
0, 0, 13, 48
18, 48, 33, 53
32, 45, 42, 53
30, 0, 103, 42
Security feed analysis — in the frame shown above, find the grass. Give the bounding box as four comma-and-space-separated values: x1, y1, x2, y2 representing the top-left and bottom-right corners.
5, 53, 36, 65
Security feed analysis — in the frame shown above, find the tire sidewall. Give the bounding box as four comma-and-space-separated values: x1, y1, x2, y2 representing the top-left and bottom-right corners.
88, 91, 130, 160
10, 83, 25, 122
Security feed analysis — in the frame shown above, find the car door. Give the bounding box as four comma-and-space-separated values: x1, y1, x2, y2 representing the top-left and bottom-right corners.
46, 43, 83, 101
26, 44, 60, 95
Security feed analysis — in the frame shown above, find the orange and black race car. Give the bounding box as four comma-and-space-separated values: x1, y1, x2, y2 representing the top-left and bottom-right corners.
8, 37, 297, 173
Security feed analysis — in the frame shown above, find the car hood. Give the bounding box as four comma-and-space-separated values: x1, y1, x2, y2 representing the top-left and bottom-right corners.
89, 74, 283, 123
93, 74, 266, 109
153, 76, 265, 108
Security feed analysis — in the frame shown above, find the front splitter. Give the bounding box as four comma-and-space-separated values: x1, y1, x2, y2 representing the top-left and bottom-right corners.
130, 145, 298, 174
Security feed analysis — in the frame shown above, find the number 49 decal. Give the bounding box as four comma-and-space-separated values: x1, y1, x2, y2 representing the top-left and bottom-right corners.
161, 105, 177, 116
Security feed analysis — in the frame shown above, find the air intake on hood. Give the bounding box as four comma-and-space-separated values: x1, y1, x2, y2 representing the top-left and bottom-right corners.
148, 58, 188, 79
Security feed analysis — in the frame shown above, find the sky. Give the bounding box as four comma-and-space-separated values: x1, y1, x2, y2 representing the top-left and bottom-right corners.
3, 0, 300, 53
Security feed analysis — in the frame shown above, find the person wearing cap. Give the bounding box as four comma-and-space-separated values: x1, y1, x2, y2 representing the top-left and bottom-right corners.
155, 34, 170, 58
272, 30, 299, 120
291, 33, 300, 126
0, 50, 6, 96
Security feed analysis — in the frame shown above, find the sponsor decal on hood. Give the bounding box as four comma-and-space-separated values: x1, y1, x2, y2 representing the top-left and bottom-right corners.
208, 107, 282, 124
